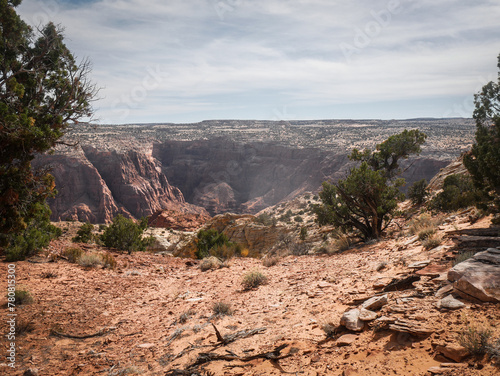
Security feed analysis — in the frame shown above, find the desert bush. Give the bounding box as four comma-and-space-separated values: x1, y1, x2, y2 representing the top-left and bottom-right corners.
299, 227, 308, 241
210, 243, 240, 261
431, 174, 485, 212
262, 255, 280, 267
408, 179, 429, 205
4, 203, 62, 261
72, 222, 94, 243
195, 229, 231, 259
62, 247, 83, 263
77, 252, 105, 268
408, 213, 443, 237
13, 288, 33, 305
212, 301, 232, 316
322, 322, 338, 338
453, 250, 476, 266
487, 338, 500, 365
333, 234, 351, 252
242, 270, 268, 290
100, 215, 153, 254
294, 215, 303, 223
458, 326, 493, 356
15, 318, 35, 336
199, 256, 223, 271
422, 234, 443, 250
100, 252, 117, 269
255, 213, 276, 226
290, 241, 309, 256
418, 227, 436, 241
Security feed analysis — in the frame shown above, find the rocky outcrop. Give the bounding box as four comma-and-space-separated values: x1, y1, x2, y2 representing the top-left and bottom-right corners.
427, 157, 469, 193
448, 248, 500, 302
35, 147, 207, 223
175, 213, 290, 258
148, 209, 210, 232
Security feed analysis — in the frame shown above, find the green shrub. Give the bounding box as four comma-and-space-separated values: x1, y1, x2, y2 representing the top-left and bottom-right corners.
255, 213, 276, 226
294, 215, 303, 223
72, 222, 94, 243
242, 270, 268, 290
4, 203, 62, 261
458, 326, 493, 356
431, 174, 484, 211
195, 229, 231, 259
62, 247, 83, 263
487, 338, 500, 365
100, 215, 153, 254
418, 227, 436, 241
408, 179, 429, 205
13, 288, 33, 305
299, 227, 308, 241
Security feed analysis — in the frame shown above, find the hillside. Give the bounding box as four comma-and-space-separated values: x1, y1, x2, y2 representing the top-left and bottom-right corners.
3, 208, 500, 376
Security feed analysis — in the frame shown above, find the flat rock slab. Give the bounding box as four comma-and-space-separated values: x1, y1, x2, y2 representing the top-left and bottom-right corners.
408, 260, 431, 269
389, 319, 434, 337
416, 264, 450, 277
359, 308, 378, 321
438, 295, 465, 310
336, 334, 358, 346
360, 294, 388, 310
448, 248, 500, 302
435, 344, 470, 362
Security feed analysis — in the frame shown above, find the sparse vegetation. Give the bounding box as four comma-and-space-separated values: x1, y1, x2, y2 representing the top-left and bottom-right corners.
321, 322, 338, 338
40, 271, 58, 279
332, 234, 351, 253
421, 233, 443, 250
458, 326, 493, 356
262, 255, 280, 267
408, 213, 443, 237
77, 252, 105, 268
15, 317, 35, 336
431, 174, 484, 211
199, 256, 223, 271
255, 213, 276, 226
487, 338, 500, 365
62, 247, 83, 263
242, 270, 268, 290
299, 226, 308, 240
72, 222, 95, 243
13, 288, 33, 305
212, 301, 233, 316
100, 215, 154, 254
408, 179, 429, 205
453, 250, 476, 266
195, 229, 232, 259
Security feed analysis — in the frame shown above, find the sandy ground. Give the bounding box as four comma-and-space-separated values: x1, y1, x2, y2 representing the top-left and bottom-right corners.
1, 218, 499, 376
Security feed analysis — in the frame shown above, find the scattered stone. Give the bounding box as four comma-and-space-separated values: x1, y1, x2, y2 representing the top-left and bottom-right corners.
340, 309, 364, 332
360, 294, 388, 311
416, 264, 450, 277
382, 275, 421, 292
373, 278, 392, 289
438, 295, 465, 310
435, 284, 454, 299
408, 260, 431, 269
137, 343, 155, 349
336, 334, 358, 346
358, 308, 378, 321
389, 319, 434, 337
403, 236, 419, 247
448, 248, 500, 302
435, 343, 469, 362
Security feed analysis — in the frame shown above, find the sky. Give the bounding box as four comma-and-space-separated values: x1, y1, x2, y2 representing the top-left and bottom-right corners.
16, 0, 500, 124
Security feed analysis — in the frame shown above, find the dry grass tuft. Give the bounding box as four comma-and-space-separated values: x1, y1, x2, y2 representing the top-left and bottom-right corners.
242, 270, 268, 290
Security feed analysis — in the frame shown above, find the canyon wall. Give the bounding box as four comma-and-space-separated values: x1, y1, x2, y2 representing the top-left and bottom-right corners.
35, 137, 451, 223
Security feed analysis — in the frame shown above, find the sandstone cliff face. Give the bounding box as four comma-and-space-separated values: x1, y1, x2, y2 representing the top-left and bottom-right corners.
153, 138, 449, 215
35, 147, 208, 223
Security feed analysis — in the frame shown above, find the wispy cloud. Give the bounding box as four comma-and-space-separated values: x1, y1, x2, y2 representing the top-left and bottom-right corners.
17, 0, 500, 123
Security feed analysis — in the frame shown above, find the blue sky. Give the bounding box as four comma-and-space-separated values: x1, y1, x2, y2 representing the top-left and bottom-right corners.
17, 0, 500, 124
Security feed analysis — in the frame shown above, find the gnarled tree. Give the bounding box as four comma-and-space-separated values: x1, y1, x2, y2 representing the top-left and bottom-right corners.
315, 130, 426, 240
0, 0, 98, 259
463, 53, 500, 213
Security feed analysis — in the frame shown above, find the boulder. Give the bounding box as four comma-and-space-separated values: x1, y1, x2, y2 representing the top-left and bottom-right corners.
340, 309, 364, 332
448, 248, 500, 302
438, 295, 465, 310
435, 343, 469, 362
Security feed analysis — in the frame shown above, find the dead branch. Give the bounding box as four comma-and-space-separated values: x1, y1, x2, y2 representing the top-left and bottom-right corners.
211, 324, 266, 347
50, 327, 115, 339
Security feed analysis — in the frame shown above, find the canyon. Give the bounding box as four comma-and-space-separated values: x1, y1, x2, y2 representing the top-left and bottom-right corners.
35, 118, 475, 223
